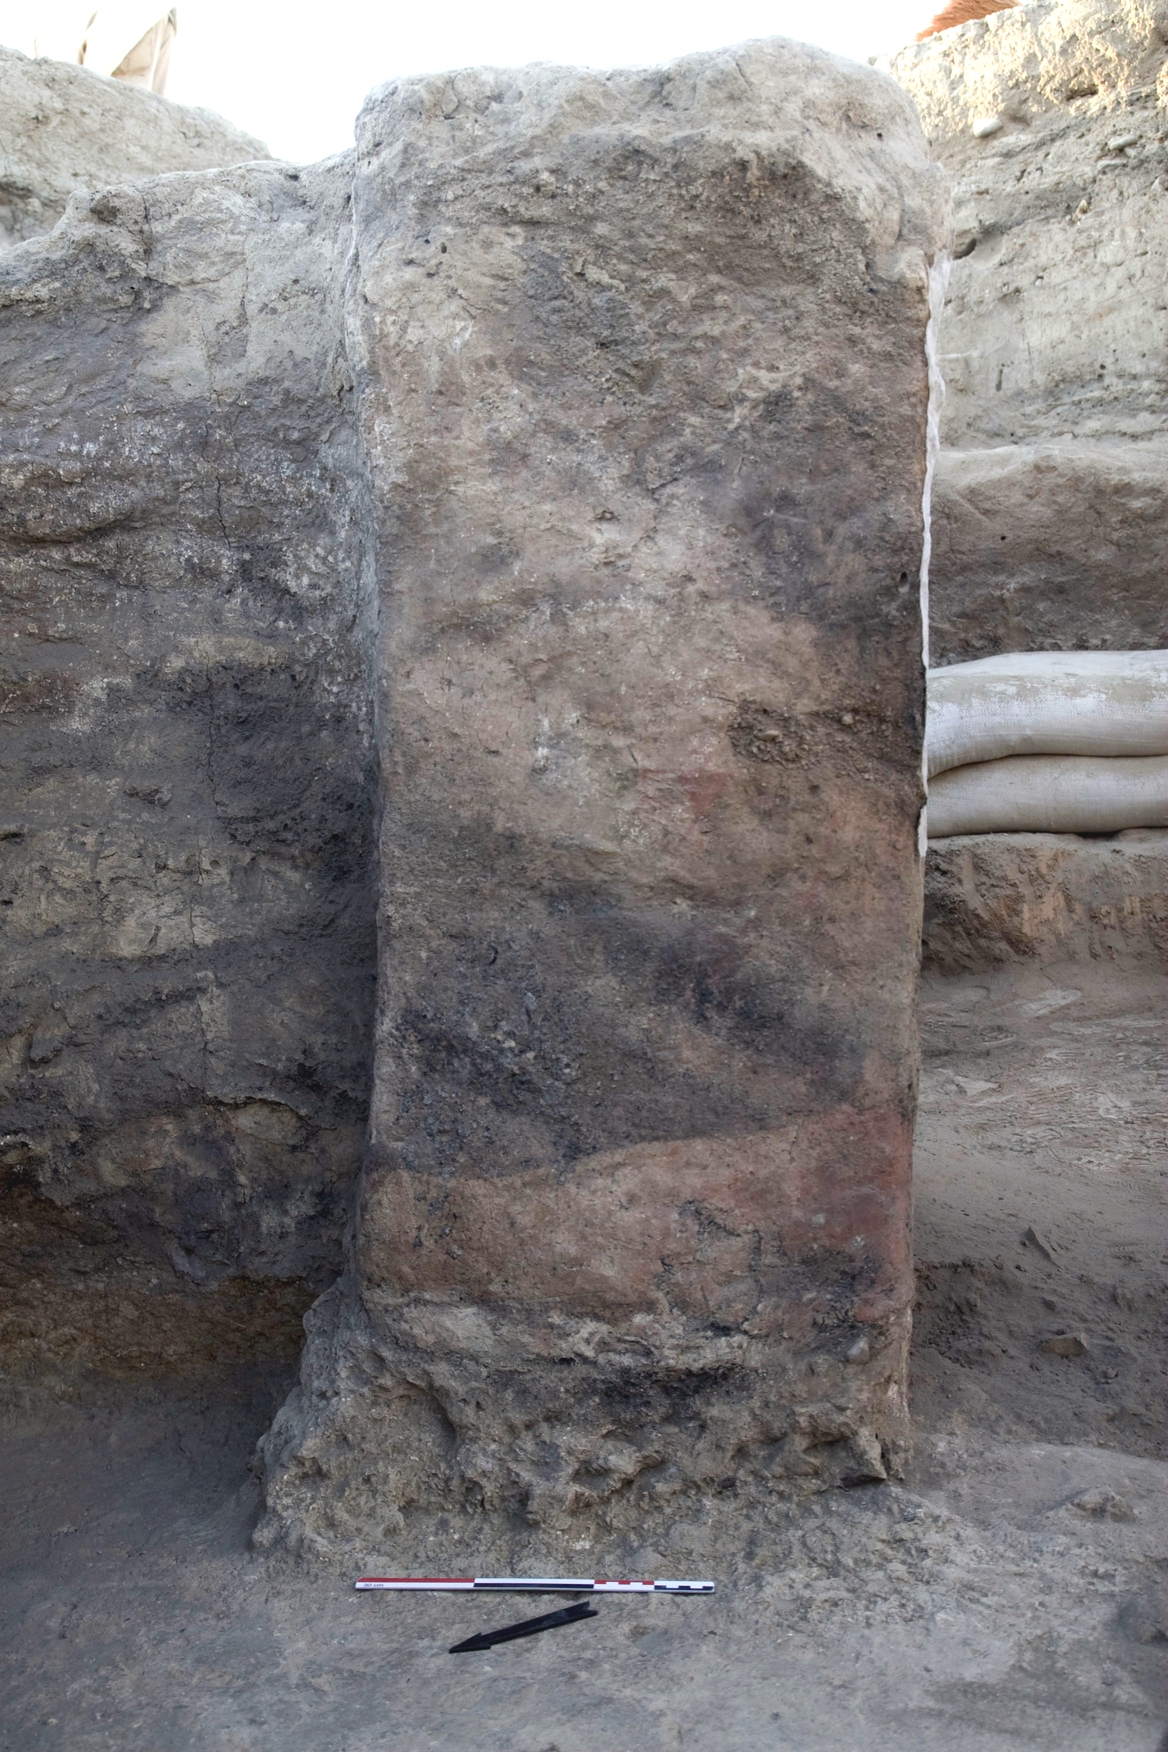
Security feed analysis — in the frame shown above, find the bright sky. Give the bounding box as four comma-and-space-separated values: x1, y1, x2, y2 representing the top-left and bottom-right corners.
2, 2, 931, 165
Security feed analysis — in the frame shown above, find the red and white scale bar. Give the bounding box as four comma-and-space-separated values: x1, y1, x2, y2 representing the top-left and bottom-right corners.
355, 1576, 714, 1594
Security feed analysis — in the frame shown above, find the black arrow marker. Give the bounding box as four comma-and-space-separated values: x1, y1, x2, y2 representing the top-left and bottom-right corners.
449, 1600, 599, 1653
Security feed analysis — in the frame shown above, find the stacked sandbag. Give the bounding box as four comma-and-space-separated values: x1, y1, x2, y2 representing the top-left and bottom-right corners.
927, 651, 1168, 837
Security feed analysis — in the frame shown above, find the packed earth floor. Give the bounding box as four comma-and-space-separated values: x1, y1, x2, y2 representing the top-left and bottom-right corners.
1, 958, 1165, 1752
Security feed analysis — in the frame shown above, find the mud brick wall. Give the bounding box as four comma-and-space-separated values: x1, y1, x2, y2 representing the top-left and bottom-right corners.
257, 42, 946, 1549
0, 162, 378, 1294
887, 0, 1168, 660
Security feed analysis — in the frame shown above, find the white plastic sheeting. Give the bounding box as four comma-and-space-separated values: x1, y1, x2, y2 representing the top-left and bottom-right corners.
927, 650, 1168, 778
928, 754, 1168, 838
926, 650, 1168, 838
20, 3, 173, 80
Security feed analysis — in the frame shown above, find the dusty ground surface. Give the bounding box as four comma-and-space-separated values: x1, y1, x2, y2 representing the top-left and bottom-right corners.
1, 958, 1164, 1751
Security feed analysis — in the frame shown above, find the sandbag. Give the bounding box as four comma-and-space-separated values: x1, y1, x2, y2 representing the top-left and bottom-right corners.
927, 650, 1168, 778
928, 754, 1168, 838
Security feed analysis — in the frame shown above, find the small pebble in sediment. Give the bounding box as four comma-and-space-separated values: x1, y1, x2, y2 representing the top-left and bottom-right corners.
1040, 1332, 1089, 1357
1071, 1488, 1136, 1521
